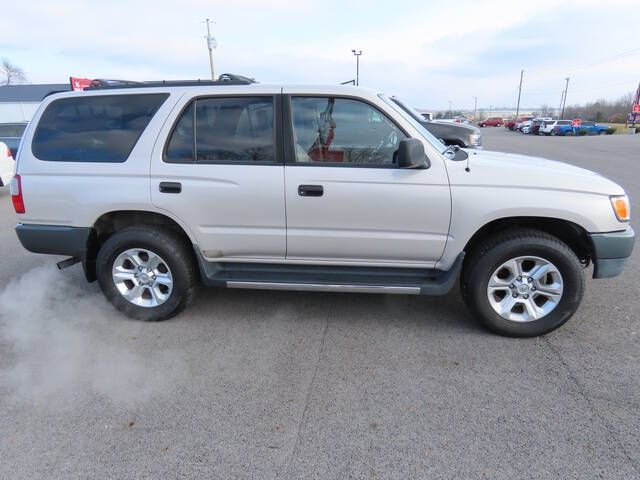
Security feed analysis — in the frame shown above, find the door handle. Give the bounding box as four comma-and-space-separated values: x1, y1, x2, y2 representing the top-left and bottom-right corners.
159, 181, 182, 194
298, 185, 323, 197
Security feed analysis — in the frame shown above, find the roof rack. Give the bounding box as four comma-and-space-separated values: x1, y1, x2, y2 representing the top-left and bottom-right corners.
86, 73, 256, 90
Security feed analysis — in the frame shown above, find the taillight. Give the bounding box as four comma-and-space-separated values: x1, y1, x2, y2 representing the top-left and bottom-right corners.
6, 145, 12, 159
10, 174, 25, 214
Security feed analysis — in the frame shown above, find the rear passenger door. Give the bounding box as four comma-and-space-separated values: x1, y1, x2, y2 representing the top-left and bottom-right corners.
151, 92, 286, 261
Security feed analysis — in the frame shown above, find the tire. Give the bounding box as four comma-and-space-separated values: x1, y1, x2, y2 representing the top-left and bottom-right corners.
96, 226, 198, 321
461, 229, 584, 337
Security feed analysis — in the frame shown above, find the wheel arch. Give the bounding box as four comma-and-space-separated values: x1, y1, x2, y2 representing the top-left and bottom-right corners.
84, 209, 196, 282
462, 216, 593, 269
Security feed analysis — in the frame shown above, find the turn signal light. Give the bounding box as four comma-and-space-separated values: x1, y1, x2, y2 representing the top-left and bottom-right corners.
610, 195, 630, 222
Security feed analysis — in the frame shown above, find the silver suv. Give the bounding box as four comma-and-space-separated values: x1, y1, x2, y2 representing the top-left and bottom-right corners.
11, 77, 635, 337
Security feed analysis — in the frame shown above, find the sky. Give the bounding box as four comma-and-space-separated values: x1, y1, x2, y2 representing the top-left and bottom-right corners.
0, 0, 639, 111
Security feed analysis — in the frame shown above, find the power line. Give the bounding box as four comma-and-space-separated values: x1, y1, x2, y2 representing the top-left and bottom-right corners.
525, 47, 640, 81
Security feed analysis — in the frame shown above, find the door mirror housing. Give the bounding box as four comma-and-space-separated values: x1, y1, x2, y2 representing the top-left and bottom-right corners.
397, 138, 430, 169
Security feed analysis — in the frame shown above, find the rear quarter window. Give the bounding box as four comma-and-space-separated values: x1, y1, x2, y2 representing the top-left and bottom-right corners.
32, 93, 169, 162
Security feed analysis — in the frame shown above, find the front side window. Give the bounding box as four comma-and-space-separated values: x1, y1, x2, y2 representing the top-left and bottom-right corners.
164, 96, 275, 164
290, 97, 406, 166
32, 93, 168, 162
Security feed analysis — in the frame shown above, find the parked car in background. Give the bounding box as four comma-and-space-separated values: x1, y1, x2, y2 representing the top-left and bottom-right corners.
515, 116, 534, 131
0, 122, 28, 158
478, 117, 504, 127
0, 141, 16, 187
520, 120, 533, 134
541, 119, 571, 135
552, 120, 609, 136
579, 121, 610, 135
529, 118, 552, 135
439, 116, 470, 125
391, 97, 482, 148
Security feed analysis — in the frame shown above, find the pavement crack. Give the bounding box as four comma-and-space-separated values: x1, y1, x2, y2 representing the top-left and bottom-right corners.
543, 337, 640, 476
282, 315, 330, 479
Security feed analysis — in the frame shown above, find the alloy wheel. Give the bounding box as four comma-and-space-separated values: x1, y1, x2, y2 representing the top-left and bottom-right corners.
486, 256, 563, 322
112, 248, 173, 307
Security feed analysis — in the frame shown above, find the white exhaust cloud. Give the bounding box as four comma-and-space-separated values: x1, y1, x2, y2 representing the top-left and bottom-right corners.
0, 265, 186, 408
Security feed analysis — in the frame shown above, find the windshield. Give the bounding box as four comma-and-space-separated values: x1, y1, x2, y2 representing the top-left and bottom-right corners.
381, 95, 448, 153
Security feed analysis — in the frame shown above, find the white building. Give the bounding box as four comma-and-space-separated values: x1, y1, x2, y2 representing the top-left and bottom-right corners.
0, 84, 69, 123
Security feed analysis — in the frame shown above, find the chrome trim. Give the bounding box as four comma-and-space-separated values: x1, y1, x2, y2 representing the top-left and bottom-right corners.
226, 281, 420, 294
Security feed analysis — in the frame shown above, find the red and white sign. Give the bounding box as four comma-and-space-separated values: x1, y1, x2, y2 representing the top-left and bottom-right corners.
572, 119, 582, 127
69, 77, 92, 91
633, 104, 640, 114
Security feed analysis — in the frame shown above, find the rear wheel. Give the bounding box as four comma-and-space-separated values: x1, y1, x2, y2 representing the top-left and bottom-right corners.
96, 226, 197, 321
462, 229, 584, 337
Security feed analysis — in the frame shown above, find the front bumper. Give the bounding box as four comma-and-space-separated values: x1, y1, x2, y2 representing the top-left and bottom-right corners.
589, 227, 635, 278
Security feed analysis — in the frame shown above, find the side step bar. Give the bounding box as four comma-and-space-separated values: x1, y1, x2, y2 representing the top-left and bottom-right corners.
226, 282, 421, 294
195, 251, 465, 296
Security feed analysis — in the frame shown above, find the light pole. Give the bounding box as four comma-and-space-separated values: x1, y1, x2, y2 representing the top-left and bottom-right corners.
351, 50, 362, 86
473, 96, 478, 122
515, 69, 524, 122
560, 77, 570, 119
204, 18, 217, 80
557, 88, 565, 120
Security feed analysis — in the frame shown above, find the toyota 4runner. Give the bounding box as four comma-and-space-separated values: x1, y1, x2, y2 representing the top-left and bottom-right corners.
10, 76, 635, 337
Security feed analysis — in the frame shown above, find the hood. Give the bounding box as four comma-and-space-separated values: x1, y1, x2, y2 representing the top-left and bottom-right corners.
450, 149, 624, 196
431, 120, 479, 134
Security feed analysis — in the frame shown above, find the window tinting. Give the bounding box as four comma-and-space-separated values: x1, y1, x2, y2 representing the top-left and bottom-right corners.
164, 96, 275, 163
0, 124, 26, 137
291, 97, 406, 166
165, 102, 194, 163
32, 94, 168, 162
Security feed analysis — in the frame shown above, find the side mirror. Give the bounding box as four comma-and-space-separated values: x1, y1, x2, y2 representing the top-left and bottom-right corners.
397, 138, 430, 169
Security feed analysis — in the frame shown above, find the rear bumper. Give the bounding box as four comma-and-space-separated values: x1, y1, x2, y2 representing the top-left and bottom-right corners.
589, 227, 635, 278
15, 224, 91, 259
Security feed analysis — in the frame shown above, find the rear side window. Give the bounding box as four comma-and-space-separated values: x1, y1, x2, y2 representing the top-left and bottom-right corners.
164, 96, 275, 164
32, 93, 168, 162
0, 124, 26, 137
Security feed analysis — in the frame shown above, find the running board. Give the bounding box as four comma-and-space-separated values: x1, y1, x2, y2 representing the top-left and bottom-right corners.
226, 282, 421, 294
194, 251, 464, 296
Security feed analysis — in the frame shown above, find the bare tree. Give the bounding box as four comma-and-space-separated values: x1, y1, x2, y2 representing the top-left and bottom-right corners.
1, 58, 27, 85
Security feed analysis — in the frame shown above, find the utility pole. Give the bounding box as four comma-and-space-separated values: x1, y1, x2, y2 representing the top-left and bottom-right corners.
560, 77, 570, 119
515, 69, 524, 121
204, 18, 217, 80
351, 50, 362, 86
557, 88, 565, 120
473, 96, 478, 122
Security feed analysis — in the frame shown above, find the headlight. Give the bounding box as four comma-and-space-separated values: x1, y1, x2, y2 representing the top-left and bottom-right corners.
470, 133, 482, 146
610, 195, 630, 222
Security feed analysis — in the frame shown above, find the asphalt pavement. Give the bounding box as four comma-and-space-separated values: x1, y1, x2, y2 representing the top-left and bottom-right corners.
0, 127, 638, 479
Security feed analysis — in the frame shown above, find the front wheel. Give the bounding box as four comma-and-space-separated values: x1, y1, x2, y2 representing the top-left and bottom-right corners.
96, 226, 198, 321
462, 229, 584, 337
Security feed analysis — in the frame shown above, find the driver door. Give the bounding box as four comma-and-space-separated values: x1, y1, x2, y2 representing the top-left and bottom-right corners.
282, 94, 451, 267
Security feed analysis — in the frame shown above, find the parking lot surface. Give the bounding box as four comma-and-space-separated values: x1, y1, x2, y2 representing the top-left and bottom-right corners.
1, 128, 639, 479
